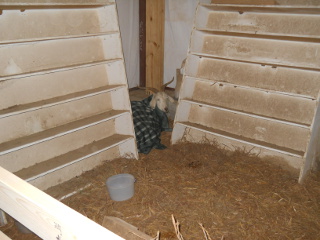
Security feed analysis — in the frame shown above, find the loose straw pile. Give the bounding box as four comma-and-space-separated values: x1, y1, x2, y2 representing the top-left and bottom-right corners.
170, 215, 213, 240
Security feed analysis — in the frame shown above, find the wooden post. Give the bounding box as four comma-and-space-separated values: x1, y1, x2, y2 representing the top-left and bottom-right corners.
139, 0, 146, 87
146, 0, 165, 90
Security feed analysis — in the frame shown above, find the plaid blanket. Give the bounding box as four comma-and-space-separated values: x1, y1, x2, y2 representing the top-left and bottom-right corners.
131, 95, 172, 154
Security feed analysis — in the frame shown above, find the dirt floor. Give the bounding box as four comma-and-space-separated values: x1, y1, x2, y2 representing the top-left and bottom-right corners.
1, 130, 320, 240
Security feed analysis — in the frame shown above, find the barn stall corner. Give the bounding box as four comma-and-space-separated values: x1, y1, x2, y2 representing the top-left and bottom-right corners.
1, 0, 320, 239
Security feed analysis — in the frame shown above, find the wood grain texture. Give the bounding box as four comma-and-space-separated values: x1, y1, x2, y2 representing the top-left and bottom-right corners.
139, 0, 146, 87
146, 0, 165, 90
0, 166, 124, 240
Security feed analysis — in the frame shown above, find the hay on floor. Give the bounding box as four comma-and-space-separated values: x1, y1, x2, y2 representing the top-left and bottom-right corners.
1, 131, 320, 239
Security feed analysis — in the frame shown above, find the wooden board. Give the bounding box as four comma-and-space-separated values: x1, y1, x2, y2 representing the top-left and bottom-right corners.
0, 62, 125, 110
211, 0, 276, 5
146, 0, 165, 90
139, 0, 146, 87
187, 103, 308, 153
102, 216, 152, 240
171, 123, 304, 170
196, 6, 320, 38
191, 80, 316, 125
0, 34, 122, 78
0, 0, 114, 7
0, 166, 124, 240
191, 31, 320, 70
0, 6, 117, 43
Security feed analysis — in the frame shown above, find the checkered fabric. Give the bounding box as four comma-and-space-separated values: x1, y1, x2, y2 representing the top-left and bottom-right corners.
131, 95, 172, 154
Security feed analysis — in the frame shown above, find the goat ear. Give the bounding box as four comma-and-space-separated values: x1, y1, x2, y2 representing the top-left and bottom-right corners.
150, 95, 157, 109
168, 95, 175, 103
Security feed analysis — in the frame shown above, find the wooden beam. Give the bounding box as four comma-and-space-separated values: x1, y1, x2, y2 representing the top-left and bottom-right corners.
0, 166, 124, 240
139, 0, 146, 87
146, 0, 165, 90
211, 0, 276, 5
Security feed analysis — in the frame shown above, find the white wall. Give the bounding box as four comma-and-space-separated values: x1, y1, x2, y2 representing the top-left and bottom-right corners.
116, 0, 140, 89
164, 0, 198, 87
116, 0, 197, 89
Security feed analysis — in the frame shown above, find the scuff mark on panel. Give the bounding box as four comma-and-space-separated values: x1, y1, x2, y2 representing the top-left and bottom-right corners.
4, 59, 22, 75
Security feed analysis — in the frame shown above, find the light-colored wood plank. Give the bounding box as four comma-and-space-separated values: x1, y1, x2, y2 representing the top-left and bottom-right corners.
24, 139, 129, 191
275, 0, 320, 6
0, 93, 113, 144
202, 0, 320, 7
0, 166, 124, 240
190, 80, 316, 125
197, 6, 320, 38
0, 0, 114, 7
27, 146, 118, 190
180, 120, 305, 157
186, 55, 320, 99
0, 119, 115, 173
0, 85, 124, 118
186, 102, 309, 153
0, 110, 127, 157
172, 122, 303, 170
0, 60, 127, 110
0, 6, 118, 43
102, 216, 152, 240
211, 0, 276, 5
200, 5, 320, 15
146, 0, 165, 90
0, 34, 122, 78
191, 31, 320, 69
15, 134, 132, 181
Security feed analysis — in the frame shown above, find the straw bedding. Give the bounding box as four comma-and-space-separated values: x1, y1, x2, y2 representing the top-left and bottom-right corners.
1, 131, 320, 239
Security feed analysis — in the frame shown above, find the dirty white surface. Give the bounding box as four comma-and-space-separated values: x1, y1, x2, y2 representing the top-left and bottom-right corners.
116, 0, 197, 88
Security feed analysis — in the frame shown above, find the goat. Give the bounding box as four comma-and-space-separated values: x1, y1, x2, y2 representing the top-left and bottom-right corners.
131, 79, 175, 154
150, 91, 175, 113
141, 77, 175, 113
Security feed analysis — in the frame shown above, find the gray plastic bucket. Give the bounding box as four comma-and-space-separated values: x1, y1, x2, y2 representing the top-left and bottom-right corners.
106, 174, 135, 201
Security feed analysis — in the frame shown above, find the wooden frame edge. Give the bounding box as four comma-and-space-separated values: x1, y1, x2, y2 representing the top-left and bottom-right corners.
0, 166, 124, 240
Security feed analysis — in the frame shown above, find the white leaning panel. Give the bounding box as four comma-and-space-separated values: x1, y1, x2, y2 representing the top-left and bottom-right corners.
172, 1, 320, 182
0, 1, 137, 189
